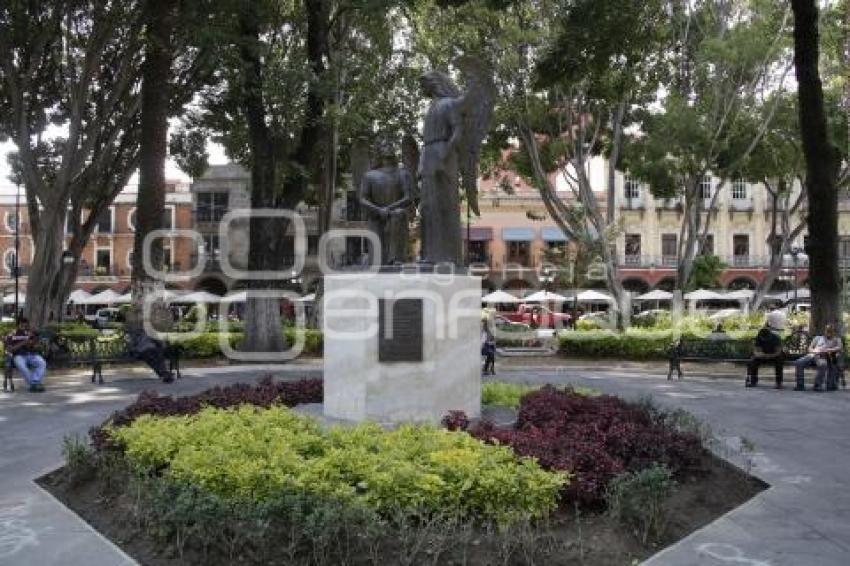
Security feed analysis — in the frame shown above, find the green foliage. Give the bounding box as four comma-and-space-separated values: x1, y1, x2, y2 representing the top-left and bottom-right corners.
482, 382, 539, 408
687, 255, 726, 291
560, 329, 676, 360
166, 329, 322, 358
605, 464, 675, 544
111, 405, 567, 524
62, 434, 96, 486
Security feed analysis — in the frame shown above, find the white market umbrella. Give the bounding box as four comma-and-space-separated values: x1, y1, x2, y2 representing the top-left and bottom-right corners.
683, 289, 724, 301
67, 289, 91, 303
636, 290, 673, 301
2, 293, 25, 305
81, 289, 122, 305
482, 290, 521, 304
177, 291, 222, 304
114, 292, 133, 304
723, 289, 755, 301
294, 293, 316, 303
222, 291, 248, 303
523, 290, 568, 303
576, 290, 614, 303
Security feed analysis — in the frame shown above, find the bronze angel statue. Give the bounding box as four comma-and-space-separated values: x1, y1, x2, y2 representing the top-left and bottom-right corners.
416, 57, 495, 266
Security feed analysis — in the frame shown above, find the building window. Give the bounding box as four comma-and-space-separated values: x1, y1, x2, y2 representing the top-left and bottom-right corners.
202, 234, 221, 260
698, 175, 712, 200
95, 249, 112, 274
197, 192, 229, 222
625, 234, 641, 265
129, 206, 173, 231
732, 178, 747, 200
839, 237, 850, 259
661, 234, 677, 266
4, 249, 16, 273
733, 234, 749, 266
701, 234, 714, 255
5, 211, 18, 233
507, 241, 531, 266
468, 241, 488, 263
624, 176, 641, 200
94, 208, 113, 233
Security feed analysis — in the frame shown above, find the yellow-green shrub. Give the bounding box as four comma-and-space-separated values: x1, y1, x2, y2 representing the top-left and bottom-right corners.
111, 405, 567, 524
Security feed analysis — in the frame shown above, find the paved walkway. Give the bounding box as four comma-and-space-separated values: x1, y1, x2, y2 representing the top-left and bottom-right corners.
1, 361, 848, 565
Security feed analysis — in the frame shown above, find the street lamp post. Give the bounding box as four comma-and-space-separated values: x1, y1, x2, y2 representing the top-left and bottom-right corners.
790, 246, 801, 308
14, 183, 20, 322
60, 251, 76, 324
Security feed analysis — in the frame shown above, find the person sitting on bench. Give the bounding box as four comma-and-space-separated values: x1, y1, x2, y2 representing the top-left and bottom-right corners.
746, 320, 783, 388
794, 324, 842, 392
5, 318, 47, 392
126, 327, 174, 383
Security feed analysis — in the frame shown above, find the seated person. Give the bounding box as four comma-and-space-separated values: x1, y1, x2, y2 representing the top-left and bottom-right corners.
5, 318, 47, 392
746, 321, 783, 388
794, 324, 842, 392
125, 327, 174, 383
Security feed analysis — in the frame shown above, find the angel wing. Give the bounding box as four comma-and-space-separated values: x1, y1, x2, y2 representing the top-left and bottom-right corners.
401, 134, 420, 202
456, 56, 496, 216
349, 138, 371, 221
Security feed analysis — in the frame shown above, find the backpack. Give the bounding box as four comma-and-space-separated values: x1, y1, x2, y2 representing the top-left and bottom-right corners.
755, 328, 781, 355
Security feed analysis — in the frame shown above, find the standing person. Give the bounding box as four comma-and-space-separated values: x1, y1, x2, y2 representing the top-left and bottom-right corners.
5, 318, 47, 392
746, 320, 784, 388
481, 321, 496, 375
794, 324, 842, 391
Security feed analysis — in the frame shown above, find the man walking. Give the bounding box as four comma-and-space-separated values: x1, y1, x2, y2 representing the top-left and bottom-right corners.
5, 318, 47, 392
794, 324, 842, 391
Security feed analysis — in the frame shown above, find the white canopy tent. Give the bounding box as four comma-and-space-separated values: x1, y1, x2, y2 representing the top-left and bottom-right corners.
175, 291, 222, 304
114, 292, 133, 304
294, 293, 316, 303
523, 290, 569, 303
482, 290, 521, 304
723, 289, 755, 301
2, 293, 25, 305
636, 290, 673, 301
67, 289, 92, 303
79, 289, 123, 305
683, 289, 724, 301
222, 291, 248, 303
576, 290, 614, 303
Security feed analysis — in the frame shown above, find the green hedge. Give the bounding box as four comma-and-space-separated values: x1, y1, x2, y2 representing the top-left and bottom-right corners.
559, 328, 767, 360
167, 329, 323, 358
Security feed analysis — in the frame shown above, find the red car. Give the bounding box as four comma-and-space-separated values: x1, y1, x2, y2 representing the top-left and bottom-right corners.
500, 304, 571, 329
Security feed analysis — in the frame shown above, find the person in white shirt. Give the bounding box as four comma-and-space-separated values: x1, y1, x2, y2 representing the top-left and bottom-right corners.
794, 324, 842, 391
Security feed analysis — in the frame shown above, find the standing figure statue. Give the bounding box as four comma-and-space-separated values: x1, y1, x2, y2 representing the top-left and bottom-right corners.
357, 139, 414, 265
417, 58, 495, 266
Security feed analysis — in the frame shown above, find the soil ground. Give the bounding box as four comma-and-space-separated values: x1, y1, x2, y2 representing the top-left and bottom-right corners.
38, 450, 764, 566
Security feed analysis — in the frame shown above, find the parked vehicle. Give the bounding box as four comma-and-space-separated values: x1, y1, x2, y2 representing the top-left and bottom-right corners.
92, 307, 124, 326
500, 304, 571, 329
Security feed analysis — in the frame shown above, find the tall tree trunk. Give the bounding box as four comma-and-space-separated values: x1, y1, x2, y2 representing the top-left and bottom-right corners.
239, 3, 286, 354
130, 0, 178, 332
26, 206, 67, 325
792, 0, 842, 333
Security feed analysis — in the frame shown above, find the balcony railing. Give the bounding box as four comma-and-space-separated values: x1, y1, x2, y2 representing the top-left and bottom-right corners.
617, 254, 807, 269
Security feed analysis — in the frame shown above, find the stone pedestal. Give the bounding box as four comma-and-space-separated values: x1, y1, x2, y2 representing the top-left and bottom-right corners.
323, 272, 481, 424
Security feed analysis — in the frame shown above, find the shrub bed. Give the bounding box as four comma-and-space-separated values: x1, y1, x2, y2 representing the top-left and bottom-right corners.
109, 406, 566, 524
465, 386, 702, 506
166, 329, 323, 358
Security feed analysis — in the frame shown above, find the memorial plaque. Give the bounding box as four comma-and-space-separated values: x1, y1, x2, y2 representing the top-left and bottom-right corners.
378, 298, 423, 362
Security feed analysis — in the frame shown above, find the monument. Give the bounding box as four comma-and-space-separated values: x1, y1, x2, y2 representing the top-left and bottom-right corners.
357, 139, 413, 265
323, 59, 495, 424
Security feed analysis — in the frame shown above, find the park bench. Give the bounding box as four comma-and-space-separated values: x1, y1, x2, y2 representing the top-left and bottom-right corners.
667, 330, 812, 380
2, 330, 182, 392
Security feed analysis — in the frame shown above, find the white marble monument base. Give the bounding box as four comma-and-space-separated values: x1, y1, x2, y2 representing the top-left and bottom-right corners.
323, 272, 481, 424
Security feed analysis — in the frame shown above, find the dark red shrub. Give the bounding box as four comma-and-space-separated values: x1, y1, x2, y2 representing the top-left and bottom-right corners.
90, 376, 323, 450
470, 386, 703, 506
441, 410, 470, 431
